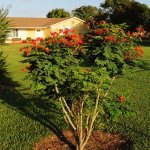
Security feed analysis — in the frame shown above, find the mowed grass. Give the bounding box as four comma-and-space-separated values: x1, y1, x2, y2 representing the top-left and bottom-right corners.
0, 44, 61, 150
0, 44, 150, 150
107, 46, 150, 149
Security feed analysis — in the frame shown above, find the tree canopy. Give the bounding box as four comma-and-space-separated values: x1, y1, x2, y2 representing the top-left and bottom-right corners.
72, 5, 100, 20
47, 8, 70, 18
100, 0, 150, 31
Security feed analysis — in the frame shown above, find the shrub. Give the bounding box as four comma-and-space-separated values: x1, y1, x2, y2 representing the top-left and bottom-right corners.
21, 22, 144, 149
26, 37, 32, 42
22, 40, 27, 43
12, 38, 21, 41
85, 20, 144, 76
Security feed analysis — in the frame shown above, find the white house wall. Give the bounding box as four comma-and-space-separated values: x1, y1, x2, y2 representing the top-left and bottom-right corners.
18, 29, 26, 40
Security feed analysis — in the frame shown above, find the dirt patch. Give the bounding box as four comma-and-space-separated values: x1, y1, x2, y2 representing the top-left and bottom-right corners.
34, 131, 132, 150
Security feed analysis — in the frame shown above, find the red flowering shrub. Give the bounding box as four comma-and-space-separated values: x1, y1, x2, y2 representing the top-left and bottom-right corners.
20, 24, 144, 149
84, 19, 144, 76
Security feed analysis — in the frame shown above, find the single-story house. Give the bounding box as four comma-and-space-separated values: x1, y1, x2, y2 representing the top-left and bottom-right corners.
6, 17, 88, 43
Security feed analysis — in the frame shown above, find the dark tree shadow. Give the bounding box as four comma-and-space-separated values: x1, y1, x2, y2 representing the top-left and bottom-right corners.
0, 78, 75, 149
108, 120, 150, 150
129, 59, 150, 75
1, 82, 136, 150
138, 60, 150, 71
141, 38, 150, 47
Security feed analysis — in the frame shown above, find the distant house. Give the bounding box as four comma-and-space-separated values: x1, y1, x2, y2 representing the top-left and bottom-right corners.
6, 17, 88, 43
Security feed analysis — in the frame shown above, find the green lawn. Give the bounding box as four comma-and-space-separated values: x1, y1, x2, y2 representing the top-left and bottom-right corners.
0, 44, 57, 150
107, 46, 150, 149
0, 44, 150, 150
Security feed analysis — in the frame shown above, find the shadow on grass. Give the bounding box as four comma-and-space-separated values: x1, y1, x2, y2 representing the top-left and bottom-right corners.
138, 60, 150, 70
4, 59, 150, 149
131, 60, 150, 74
0, 79, 75, 149
107, 120, 150, 150
0, 83, 135, 150
141, 39, 150, 47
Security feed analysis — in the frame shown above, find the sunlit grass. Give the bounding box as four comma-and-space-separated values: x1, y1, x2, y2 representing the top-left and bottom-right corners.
106, 46, 150, 149
0, 44, 150, 149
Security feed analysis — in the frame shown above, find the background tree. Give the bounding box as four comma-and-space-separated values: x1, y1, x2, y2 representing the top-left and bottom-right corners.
0, 7, 10, 44
72, 5, 100, 20
100, 0, 150, 31
47, 8, 70, 18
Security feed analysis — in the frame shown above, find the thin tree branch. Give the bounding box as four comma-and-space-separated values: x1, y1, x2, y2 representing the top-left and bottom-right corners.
82, 90, 101, 149
54, 85, 76, 131
85, 115, 90, 133
59, 97, 77, 131
62, 97, 73, 117
79, 97, 85, 147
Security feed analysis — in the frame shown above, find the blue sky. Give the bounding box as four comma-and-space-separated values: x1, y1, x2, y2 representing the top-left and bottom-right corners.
1, 0, 150, 18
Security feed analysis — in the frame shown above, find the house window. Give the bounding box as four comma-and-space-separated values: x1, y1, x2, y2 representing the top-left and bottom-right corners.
13, 29, 18, 37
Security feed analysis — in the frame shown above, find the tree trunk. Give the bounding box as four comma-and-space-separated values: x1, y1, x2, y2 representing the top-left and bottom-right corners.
76, 144, 84, 150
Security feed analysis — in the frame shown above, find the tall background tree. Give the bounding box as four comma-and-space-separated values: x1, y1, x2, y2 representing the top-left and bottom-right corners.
47, 8, 70, 18
100, 0, 150, 31
72, 5, 100, 20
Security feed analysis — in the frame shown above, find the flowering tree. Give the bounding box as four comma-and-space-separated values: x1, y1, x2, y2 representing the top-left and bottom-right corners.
85, 19, 144, 76
21, 22, 144, 149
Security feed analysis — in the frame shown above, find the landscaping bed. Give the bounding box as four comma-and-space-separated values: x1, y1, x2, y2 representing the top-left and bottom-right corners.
34, 131, 131, 150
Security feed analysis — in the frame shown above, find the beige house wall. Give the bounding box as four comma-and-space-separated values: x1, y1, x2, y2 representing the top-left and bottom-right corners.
26, 29, 36, 39
50, 17, 88, 33
43, 28, 50, 38
26, 29, 45, 39
6, 17, 88, 43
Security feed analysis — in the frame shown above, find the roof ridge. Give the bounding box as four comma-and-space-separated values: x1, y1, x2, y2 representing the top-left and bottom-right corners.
7, 17, 70, 19
7, 17, 71, 28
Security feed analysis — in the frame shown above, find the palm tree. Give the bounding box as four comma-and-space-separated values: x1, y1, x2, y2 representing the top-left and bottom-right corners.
0, 7, 11, 86
0, 7, 11, 45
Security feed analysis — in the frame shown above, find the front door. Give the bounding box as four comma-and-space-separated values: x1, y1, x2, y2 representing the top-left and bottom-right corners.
19, 30, 26, 40
36, 30, 43, 38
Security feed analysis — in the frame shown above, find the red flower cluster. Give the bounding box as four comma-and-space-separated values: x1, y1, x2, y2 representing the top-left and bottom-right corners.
119, 95, 125, 102
124, 45, 144, 61
36, 37, 43, 41
126, 27, 145, 38
136, 27, 144, 33
20, 29, 85, 58
94, 28, 103, 35
21, 64, 31, 73
27, 64, 31, 69
24, 47, 31, 56
134, 45, 144, 58
47, 29, 84, 49
22, 67, 26, 72
86, 19, 107, 29
94, 28, 109, 35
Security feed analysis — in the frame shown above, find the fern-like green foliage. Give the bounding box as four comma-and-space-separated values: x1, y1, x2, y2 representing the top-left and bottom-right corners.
0, 51, 10, 85
0, 7, 11, 86
0, 7, 11, 45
